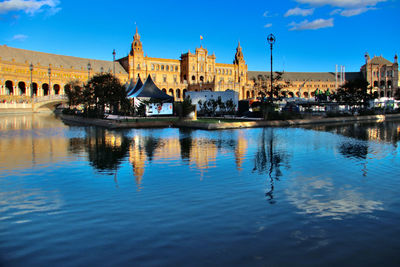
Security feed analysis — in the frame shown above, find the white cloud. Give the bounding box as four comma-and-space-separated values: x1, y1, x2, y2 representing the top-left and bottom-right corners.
0, 0, 60, 15
264, 23, 272, 28
289, 18, 334, 31
11, 34, 28, 41
340, 7, 375, 16
263, 10, 271, 17
285, 7, 315, 17
294, 0, 386, 8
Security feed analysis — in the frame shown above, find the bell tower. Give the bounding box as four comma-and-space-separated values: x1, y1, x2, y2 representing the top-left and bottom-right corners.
129, 27, 145, 80
233, 41, 248, 97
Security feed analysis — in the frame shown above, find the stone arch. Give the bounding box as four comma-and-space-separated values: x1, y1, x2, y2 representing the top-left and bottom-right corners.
32, 83, 38, 96
168, 88, 174, 96
162, 88, 167, 94
183, 89, 187, 98
191, 75, 196, 81
18, 81, 26, 95
54, 84, 60, 95
176, 88, 181, 99
303, 92, 309, 98
200, 76, 204, 82
5, 80, 13, 95
373, 81, 378, 87
289, 92, 294, 98
42, 83, 49, 96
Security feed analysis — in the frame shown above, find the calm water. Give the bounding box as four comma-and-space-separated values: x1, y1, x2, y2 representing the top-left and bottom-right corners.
1, 114, 400, 266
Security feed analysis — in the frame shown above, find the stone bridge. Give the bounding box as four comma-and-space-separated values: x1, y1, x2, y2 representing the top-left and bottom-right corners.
0, 95, 68, 112
32, 95, 68, 111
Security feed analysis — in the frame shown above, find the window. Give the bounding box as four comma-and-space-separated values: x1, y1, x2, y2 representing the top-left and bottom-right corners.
174, 75, 177, 83
161, 65, 165, 71
175, 66, 178, 71
192, 75, 196, 81
163, 75, 167, 83
166, 65, 169, 71
151, 64, 155, 70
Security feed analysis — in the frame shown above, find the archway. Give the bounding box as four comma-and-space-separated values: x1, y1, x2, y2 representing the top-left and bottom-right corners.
295, 92, 300, 97
5, 80, 13, 95
373, 81, 378, 87
42, 83, 49, 96
162, 88, 167, 94
380, 91, 384, 97
246, 91, 250, 99
289, 92, 294, 98
373, 91, 379, 98
380, 80, 385, 87
32, 83, 38, 96
18, 82, 26, 95
387, 91, 391, 97
251, 90, 255, 98
303, 92, 309, 98
183, 89, 187, 98
54, 84, 60, 95
387, 80, 392, 88
176, 89, 181, 99
169, 88, 174, 97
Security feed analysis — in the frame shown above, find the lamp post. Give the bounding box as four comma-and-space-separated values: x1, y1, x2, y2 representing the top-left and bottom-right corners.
87, 62, 92, 80
48, 66, 51, 95
29, 63, 33, 98
112, 49, 116, 76
267, 34, 276, 102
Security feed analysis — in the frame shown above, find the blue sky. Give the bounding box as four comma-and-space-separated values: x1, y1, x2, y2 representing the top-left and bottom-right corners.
0, 0, 398, 72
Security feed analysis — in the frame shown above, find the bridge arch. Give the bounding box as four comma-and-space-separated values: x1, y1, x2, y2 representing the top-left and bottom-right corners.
53, 84, 60, 95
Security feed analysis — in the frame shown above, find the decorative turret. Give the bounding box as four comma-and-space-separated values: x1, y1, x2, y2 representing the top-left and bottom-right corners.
130, 27, 143, 56
365, 52, 370, 64
234, 41, 244, 64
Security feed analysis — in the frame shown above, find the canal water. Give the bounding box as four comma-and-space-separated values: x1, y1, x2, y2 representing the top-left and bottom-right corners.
0, 114, 400, 266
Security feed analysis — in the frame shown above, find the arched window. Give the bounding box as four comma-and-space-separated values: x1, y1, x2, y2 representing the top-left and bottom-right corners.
18, 82, 26, 95
42, 83, 49, 96
162, 88, 167, 93
53, 84, 60, 95
161, 65, 164, 71
192, 75, 196, 81
290, 92, 295, 98
151, 64, 155, 70
175, 66, 178, 71
156, 65, 159, 71
200, 76, 204, 82
166, 65, 169, 71
183, 74, 187, 81
5, 80, 13, 95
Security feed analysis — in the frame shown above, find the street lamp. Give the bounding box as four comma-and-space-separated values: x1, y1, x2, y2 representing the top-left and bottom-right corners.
48, 66, 51, 95
112, 49, 116, 76
267, 33, 276, 101
87, 62, 92, 80
29, 63, 33, 98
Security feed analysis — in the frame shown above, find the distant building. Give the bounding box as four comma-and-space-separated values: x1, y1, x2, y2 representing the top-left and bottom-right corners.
0, 28, 398, 100
361, 53, 399, 98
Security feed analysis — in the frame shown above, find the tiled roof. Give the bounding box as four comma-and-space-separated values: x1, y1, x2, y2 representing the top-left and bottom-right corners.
369, 56, 392, 65
0, 45, 128, 74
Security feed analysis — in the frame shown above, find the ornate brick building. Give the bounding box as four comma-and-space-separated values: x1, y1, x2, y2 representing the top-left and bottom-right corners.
0, 28, 398, 101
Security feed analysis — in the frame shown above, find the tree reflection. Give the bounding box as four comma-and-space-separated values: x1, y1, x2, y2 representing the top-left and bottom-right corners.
253, 128, 288, 204
69, 128, 131, 174
179, 128, 193, 160
338, 141, 368, 159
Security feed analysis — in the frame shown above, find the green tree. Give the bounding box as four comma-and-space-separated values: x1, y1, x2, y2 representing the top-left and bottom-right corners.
64, 79, 84, 106
331, 78, 372, 105
84, 73, 127, 117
